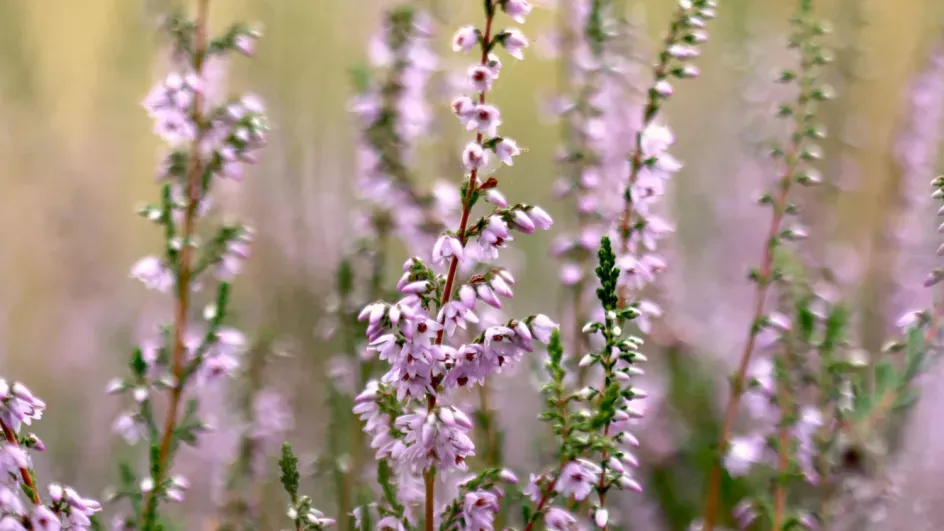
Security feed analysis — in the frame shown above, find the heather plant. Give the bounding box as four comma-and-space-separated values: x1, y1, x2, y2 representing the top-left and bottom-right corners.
9, 0, 944, 530
0, 381, 101, 529
107, 2, 267, 528
349, 1, 562, 529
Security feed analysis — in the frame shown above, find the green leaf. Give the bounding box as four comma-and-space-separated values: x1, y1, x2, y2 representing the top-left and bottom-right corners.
874, 361, 896, 396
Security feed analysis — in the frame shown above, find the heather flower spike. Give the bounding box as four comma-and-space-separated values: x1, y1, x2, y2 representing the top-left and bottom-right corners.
525, 237, 646, 531
0, 381, 101, 529
351, 1, 554, 529
702, 1, 834, 529
615, 0, 716, 308
111, 2, 266, 528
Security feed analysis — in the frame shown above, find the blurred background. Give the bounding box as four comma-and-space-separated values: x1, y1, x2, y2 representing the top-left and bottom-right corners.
3, 0, 944, 529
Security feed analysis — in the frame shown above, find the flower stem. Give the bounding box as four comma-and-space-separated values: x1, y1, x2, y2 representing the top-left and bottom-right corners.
523, 468, 562, 531
142, 0, 210, 527
702, 95, 808, 531
772, 379, 792, 530
424, 463, 436, 531
0, 417, 40, 505
425, 7, 495, 528
618, 3, 685, 256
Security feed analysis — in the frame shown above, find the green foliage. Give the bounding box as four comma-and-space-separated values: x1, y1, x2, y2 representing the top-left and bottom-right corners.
279, 442, 301, 505
595, 236, 619, 311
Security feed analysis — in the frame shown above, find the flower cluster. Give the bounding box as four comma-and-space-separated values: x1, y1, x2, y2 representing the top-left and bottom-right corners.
0, 381, 101, 530
110, 8, 265, 529
351, 0, 562, 526
613, 0, 715, 322
350, 6, 454, 259
552, 0, 647, 290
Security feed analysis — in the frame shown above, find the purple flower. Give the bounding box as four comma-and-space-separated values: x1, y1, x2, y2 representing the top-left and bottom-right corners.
468, 65, 495, 93
29, 506, 59, 531
501, 0, 533, 23
466, 105, 502, 137
545, 507, 578, 531
500, 28, 529, 60
724, 435, 764, 476
511, 210, 536, 234
452, 96, 477, 123
432, 235, 464, 265
485, 189, 508, 207
527, 205, 553, 229
453, 25, 479, 53
130, 256, 173, 293
556, 460, 600, 501
528, 314, 558, 343
463, 143, 488, 170
495, 138, 520, 166
462, 490, 500, 530
439, 301, 480, 337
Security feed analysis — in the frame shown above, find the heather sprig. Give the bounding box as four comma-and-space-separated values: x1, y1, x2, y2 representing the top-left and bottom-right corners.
552, 0, 647, 387
616, 0, 715, 306
702, 1, 833, 528
350, 5, 448, 259
280, 443, 335, 530
525, 237, 646, 531
352, 2, 560, 530
0, 380, 102, 529
109, 2, 265, 528
721, 270, 855, 530
325, 10, 446, 522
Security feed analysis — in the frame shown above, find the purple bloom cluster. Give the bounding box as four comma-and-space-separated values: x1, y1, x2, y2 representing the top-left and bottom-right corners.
350, 8, 456, 259
349, 1, 565, 527
109, 10, 267, 528
0, 381, 101, 530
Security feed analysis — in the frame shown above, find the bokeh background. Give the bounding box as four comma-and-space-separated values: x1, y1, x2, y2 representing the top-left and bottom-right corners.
3, 0, 944, 529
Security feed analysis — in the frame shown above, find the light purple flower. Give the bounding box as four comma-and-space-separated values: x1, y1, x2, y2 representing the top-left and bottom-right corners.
502, 0, 533, 23
557, 460, 601, 501
130, 256, 173, 293
466, 105, 502, 137
432, 235, 464, 265
453, 25, 479, 53
545, 507, 578, 531
495, 138, 520, 166
468, 65, 495, 93
500, 28, 529, 60
463, 143, 488, 170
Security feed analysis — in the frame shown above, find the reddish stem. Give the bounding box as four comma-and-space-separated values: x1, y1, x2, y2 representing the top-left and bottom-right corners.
425, 8, 496, 531
141, 0, 209, 526
0, 417, 41, 505
702, 140, 802, 531
523, 468, 562, 531
618, 7, 685, 255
